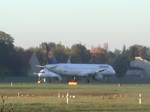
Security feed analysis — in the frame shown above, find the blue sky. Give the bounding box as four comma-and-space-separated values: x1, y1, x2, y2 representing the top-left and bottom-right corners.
0, 0, 150, 51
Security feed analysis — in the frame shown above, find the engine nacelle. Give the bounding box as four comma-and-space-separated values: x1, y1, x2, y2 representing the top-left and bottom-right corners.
93, 74, 103, 80
38, 69, 62, 81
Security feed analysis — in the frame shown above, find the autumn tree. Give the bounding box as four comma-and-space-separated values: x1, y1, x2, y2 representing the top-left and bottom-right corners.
90, 46, 107, 64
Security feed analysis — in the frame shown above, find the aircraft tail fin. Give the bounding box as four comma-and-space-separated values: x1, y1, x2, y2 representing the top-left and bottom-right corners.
46, 44, 57, 64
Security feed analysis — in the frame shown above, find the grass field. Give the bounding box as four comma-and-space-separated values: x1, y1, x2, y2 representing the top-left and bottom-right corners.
0, 83, 150, 112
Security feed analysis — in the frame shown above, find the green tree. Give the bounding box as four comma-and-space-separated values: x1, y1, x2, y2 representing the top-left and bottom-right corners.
113, 54, 129, 78
0, 31, 30, 77
128, 45, 140, 60
0, 31, 14, 64
107, 51, 115, 65
70, 44, 91, 63
138, 46, 150, 61
54, 43, 68, 63
113, 47, 130, 78
0, 31, 14, 48
0, 31, 15, 76
128, 45, 150, 61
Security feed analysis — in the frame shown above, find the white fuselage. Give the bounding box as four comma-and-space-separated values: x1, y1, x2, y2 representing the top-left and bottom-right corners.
45, 64, 115, 77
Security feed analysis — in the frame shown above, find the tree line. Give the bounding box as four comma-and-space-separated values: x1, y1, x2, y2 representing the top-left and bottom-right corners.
0, 31, 150, 78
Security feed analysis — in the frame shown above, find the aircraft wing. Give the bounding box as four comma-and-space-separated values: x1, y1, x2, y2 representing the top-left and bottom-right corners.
78, 69, 106, 77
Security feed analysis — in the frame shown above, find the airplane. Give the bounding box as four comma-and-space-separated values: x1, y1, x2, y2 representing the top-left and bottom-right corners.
35, 44, 115, 82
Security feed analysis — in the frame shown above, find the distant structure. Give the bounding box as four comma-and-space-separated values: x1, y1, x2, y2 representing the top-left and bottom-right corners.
126, 57, 150, 78
90, 45, 106, 54
90, 43, 108, 54
90, 45, 108, 64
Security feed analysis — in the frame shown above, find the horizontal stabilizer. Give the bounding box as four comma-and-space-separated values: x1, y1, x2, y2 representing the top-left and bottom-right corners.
36, 65, 45, 68
45, 65, 57, 69
33, 72, 38, 75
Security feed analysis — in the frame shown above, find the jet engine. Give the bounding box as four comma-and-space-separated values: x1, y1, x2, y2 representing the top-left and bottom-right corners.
92, 73, 103, 80
37, 68, 62, 81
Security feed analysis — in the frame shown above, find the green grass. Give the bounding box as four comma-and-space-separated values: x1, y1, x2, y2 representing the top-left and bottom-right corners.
0, 83, 150, 112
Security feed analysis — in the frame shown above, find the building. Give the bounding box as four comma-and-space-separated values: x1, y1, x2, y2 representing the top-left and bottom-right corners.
126, 57, 150, 78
